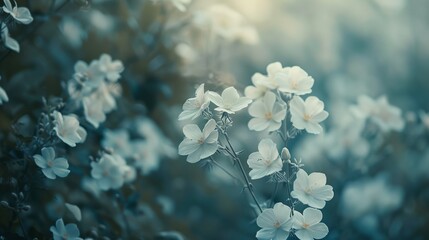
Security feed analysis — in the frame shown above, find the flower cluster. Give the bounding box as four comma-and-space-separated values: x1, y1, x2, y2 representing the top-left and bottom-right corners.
177, 62, 333, 240
68, 54, 124, 128
246, 62, 328, 134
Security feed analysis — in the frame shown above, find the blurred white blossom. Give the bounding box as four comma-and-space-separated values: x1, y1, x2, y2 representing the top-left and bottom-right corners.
50, 218, 82, 240
90, 152, 134, 190
98, 54, 124, 82
52, 111, 87, 147
353, 95, 404, 132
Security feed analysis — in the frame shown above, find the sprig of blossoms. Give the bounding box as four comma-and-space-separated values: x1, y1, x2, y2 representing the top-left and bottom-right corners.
177, 62, 333, 240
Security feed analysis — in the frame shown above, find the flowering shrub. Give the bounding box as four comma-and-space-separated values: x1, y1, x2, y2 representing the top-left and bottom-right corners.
0, 0, 428, 239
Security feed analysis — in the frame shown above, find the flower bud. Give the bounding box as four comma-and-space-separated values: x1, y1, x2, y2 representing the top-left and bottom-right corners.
281, 147, 291, 161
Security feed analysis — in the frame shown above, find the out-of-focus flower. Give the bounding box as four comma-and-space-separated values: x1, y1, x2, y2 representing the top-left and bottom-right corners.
251, 62, 288, 90
256, 202, 294, 240
178, 119, 218, 163
1, 23, 19, 52
89, 10, 114, 33
152, 0, 191, 12
247, 138, 282, 180
208, 87, 251, 114
175, 43, 197, 64
353, 95, 404, 132
276, 66, 314, 95
131, 140, 162, 175
73, 60, 104, 89
293, 208, 329, 240
290, 96, 328, 134
52, 111, 87, 147
33, 147, 70, 179
98, 54, 124, 82
102, 129, 133, 158
90, 152, 133, 190
340, 174, 403, 219
65, 203, 82, 222
419, 111, 429, 129
50, 218, 82, 240
135, 117, 177, 158
83, 94, 105, 128
2, 0, 33, 24
179, 84, 210, 121
59, 18, 86, 48
192, 4, 258, 44
291, 169, 334, 209
248, 91, 287, 132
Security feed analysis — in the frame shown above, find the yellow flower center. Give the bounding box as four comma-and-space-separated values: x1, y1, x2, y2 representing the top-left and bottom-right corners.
265, 112, 273, 120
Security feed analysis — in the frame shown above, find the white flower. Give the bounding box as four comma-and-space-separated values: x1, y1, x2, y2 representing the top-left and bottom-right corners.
178, 119, 218, 163
248, 91, 287, 132
135, 117, 177, 158
178, 84, 210, 121
50, 218, 82, 240
353, 95, 404, 132
2, 0, 33, 24
98, 54, 124, 82
290, 96, 328, 134
73, 60, 104, 89
0, 85, 8, 104
102, 129, 133, 158
275, 66, 314, 95
193, 4, 257, 44
33, 147, 70, 179
208, 87, 252, 114
256, 202, 294, 240
250, 62, 287, 90
52, 111, 87, 147
1, 23, 19, 52
131, 140, 161, 175
90, 153, 130, 190
247, 138, 282, 180
291, 169, 334, 209
83, 94, 106, 128
245, 72, 270, 100
293, 208, 329, 240
60, 18, 86, 48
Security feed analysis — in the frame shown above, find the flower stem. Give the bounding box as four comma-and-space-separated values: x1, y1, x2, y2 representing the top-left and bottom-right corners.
222, 132, 263, 213
209, 157, 243, 184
